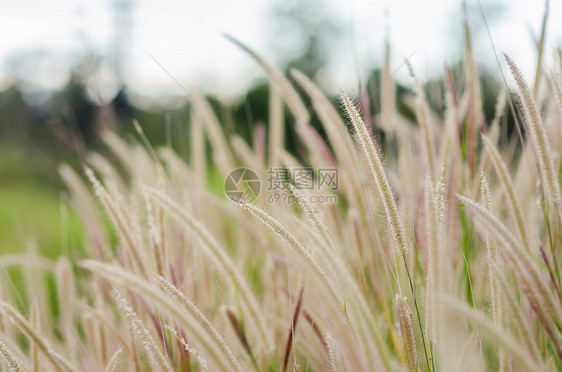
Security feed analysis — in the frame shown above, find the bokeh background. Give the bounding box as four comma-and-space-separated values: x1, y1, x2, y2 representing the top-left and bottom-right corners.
0, 0, 561, 259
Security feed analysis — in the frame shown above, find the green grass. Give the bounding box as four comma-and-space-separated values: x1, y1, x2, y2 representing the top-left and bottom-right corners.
0, 184, 84, 258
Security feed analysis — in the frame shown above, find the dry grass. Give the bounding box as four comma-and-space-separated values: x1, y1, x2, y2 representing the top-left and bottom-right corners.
1, 15, 562, 372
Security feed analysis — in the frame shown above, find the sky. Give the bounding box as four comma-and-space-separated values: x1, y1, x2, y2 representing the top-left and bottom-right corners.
0, 0, 560, 106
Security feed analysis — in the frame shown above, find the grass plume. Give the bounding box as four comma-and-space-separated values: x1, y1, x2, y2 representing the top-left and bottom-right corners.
3, 16, 562, 372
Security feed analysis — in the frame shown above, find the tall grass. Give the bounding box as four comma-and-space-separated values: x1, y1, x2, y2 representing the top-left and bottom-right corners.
1, 16, 562, 372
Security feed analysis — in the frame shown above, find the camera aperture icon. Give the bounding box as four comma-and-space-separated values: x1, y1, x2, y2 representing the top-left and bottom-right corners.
224, 168, 261, 202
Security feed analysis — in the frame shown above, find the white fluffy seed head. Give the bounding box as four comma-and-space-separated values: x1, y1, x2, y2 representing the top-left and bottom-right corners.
340, 90, 408, 258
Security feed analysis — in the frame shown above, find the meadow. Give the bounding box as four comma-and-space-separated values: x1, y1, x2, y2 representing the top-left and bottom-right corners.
0, 17, 561, 372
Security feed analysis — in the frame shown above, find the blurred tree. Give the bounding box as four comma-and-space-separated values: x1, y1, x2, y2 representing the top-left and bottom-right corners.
57, 73, 98, 146
111, 87, 135, 121
265, 0, 343, 78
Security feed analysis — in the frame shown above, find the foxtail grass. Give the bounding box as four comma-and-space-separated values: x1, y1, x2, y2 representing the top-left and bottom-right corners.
3, 21, 562, 372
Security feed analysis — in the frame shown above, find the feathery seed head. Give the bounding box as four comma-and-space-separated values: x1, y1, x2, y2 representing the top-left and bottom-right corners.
505, 54, 561, 209
395, 294, 417, 372
340, 90, 408, 258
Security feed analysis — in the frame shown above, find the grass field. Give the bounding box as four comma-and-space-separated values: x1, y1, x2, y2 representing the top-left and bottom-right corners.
0, 14, 561, 372
0, 184, 84, 258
